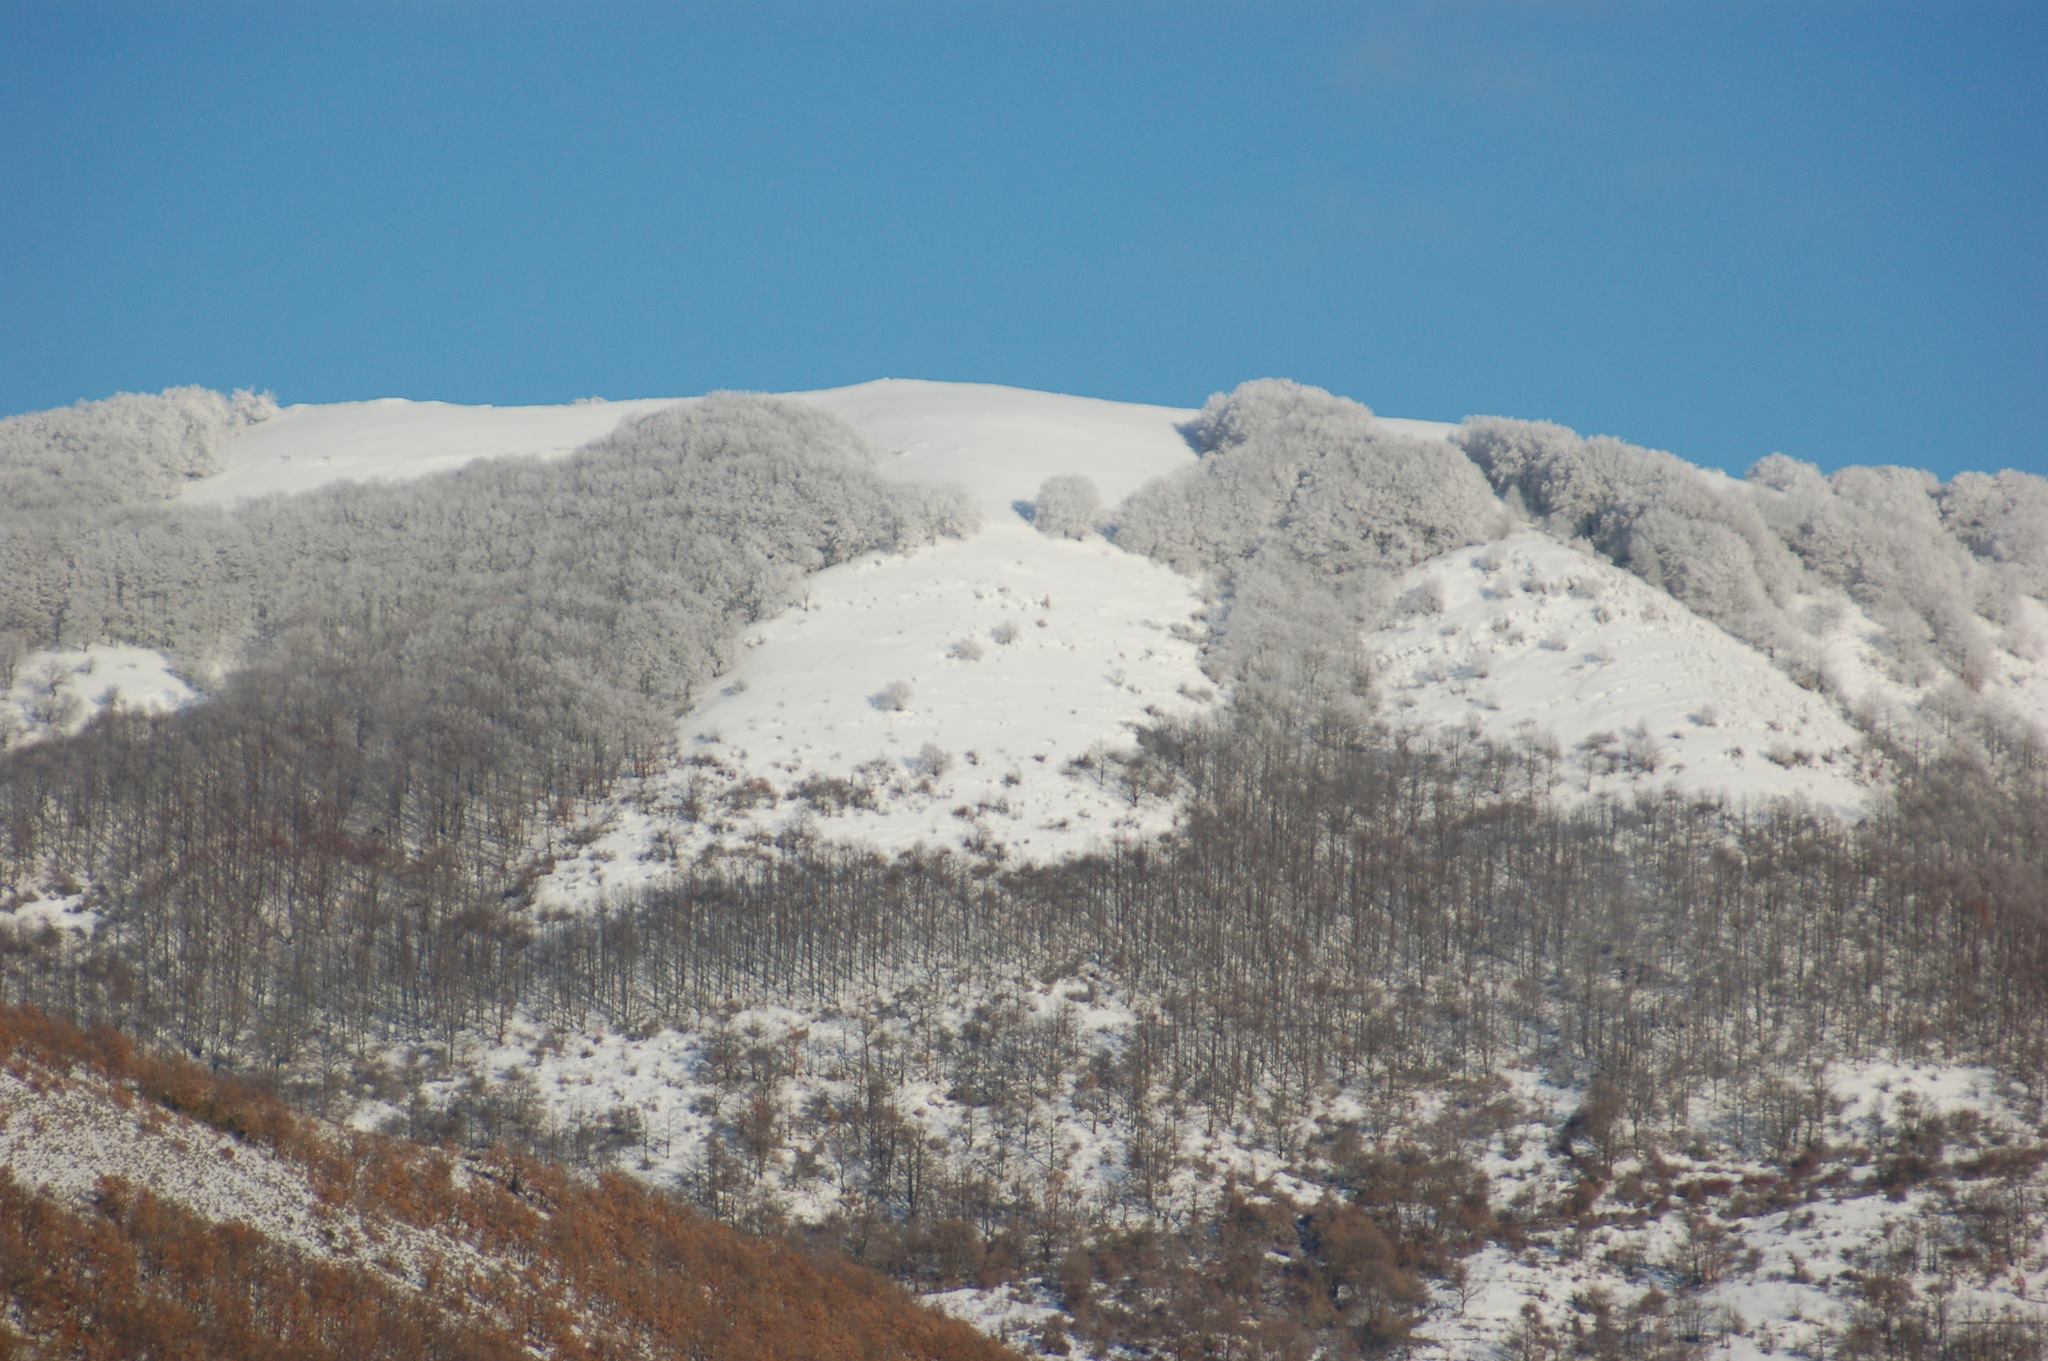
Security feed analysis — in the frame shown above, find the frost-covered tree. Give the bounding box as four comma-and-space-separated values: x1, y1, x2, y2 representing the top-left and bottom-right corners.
1460, 416, 1806, 649
1211, 555, 1376, 719
0, 386, 275, 516
1121, 380, 1496, 578
1940, 468, 2048, 598
1116, 380, 1499, 689
1747, 453, 2003, 685
1030, 474, 1101, 539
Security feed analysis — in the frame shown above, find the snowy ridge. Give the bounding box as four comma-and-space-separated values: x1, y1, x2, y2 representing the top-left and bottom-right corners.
15, 379, 2048, 854
799, 378, 1203, 520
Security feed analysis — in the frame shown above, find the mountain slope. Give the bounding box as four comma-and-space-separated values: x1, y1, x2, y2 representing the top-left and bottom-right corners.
6, 378, 2048, 1360
14, 382, 2044, 805
1371, 531, 1875, 814
0, 1004, 1008, 1360
27, 377, 2028, 854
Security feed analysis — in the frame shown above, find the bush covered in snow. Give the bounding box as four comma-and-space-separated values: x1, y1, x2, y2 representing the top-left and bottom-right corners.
1028, 473, 1101, 539
1122, 379, 1498, 580
1940, 468, 2048, 597
1748, 454, 2011, 684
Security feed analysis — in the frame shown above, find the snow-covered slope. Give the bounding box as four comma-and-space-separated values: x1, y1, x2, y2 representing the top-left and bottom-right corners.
175, 379, 1202, 516
1370, 532, 1876, 814
800, 378, 1201, 520
0, 1012, 1007, 1360
1797, 588, 2048, 741
65, 378, 2046, 846
0, 1058, 455, 1272
536, 532, 1216, 894
538, 383, 1223, 887
176, 395, 685, 505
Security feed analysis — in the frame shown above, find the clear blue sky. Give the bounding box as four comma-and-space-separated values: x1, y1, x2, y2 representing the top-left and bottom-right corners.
4, 1, 2042, 479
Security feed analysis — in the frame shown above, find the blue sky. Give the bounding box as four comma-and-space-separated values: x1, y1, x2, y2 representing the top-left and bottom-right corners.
3, 1, 2042, 479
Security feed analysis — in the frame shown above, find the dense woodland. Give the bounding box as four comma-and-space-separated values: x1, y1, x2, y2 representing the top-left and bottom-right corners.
0, 386, 278, 517
4, 383, 2048, 1356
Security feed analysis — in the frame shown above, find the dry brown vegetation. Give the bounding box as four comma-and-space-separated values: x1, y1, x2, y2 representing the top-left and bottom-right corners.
0, 1004, 1007, 1361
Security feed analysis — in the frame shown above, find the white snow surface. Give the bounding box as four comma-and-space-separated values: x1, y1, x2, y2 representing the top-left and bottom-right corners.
537, 532, 1217, 890
176, 395, 687, 505
799, 378, 1202, 521
1370, 532, 1879, 815
1, 644, 196, 749
176, 378, 1200, 515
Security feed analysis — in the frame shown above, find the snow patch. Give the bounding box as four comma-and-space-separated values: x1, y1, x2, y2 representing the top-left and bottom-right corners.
1370, 532, 1877, 813
176, 396, 688, 506
1, 644, 195, 748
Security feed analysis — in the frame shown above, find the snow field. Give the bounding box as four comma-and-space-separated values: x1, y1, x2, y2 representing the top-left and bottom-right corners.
1369, 532, 1877, 814
799, 377, 1202, 522
175, 395, 686, 506
534, 526, 1218, 897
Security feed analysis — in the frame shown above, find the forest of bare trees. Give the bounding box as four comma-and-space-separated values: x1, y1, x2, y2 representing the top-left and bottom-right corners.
4, 675, 2045, 1354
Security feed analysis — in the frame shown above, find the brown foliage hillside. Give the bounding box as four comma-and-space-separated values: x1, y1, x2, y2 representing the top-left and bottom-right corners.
0, 1004, 1008, 1361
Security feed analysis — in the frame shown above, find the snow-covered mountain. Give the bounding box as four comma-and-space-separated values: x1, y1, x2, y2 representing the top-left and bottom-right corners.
7, 378, 2048, 1359
12, 379, 2042, 852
